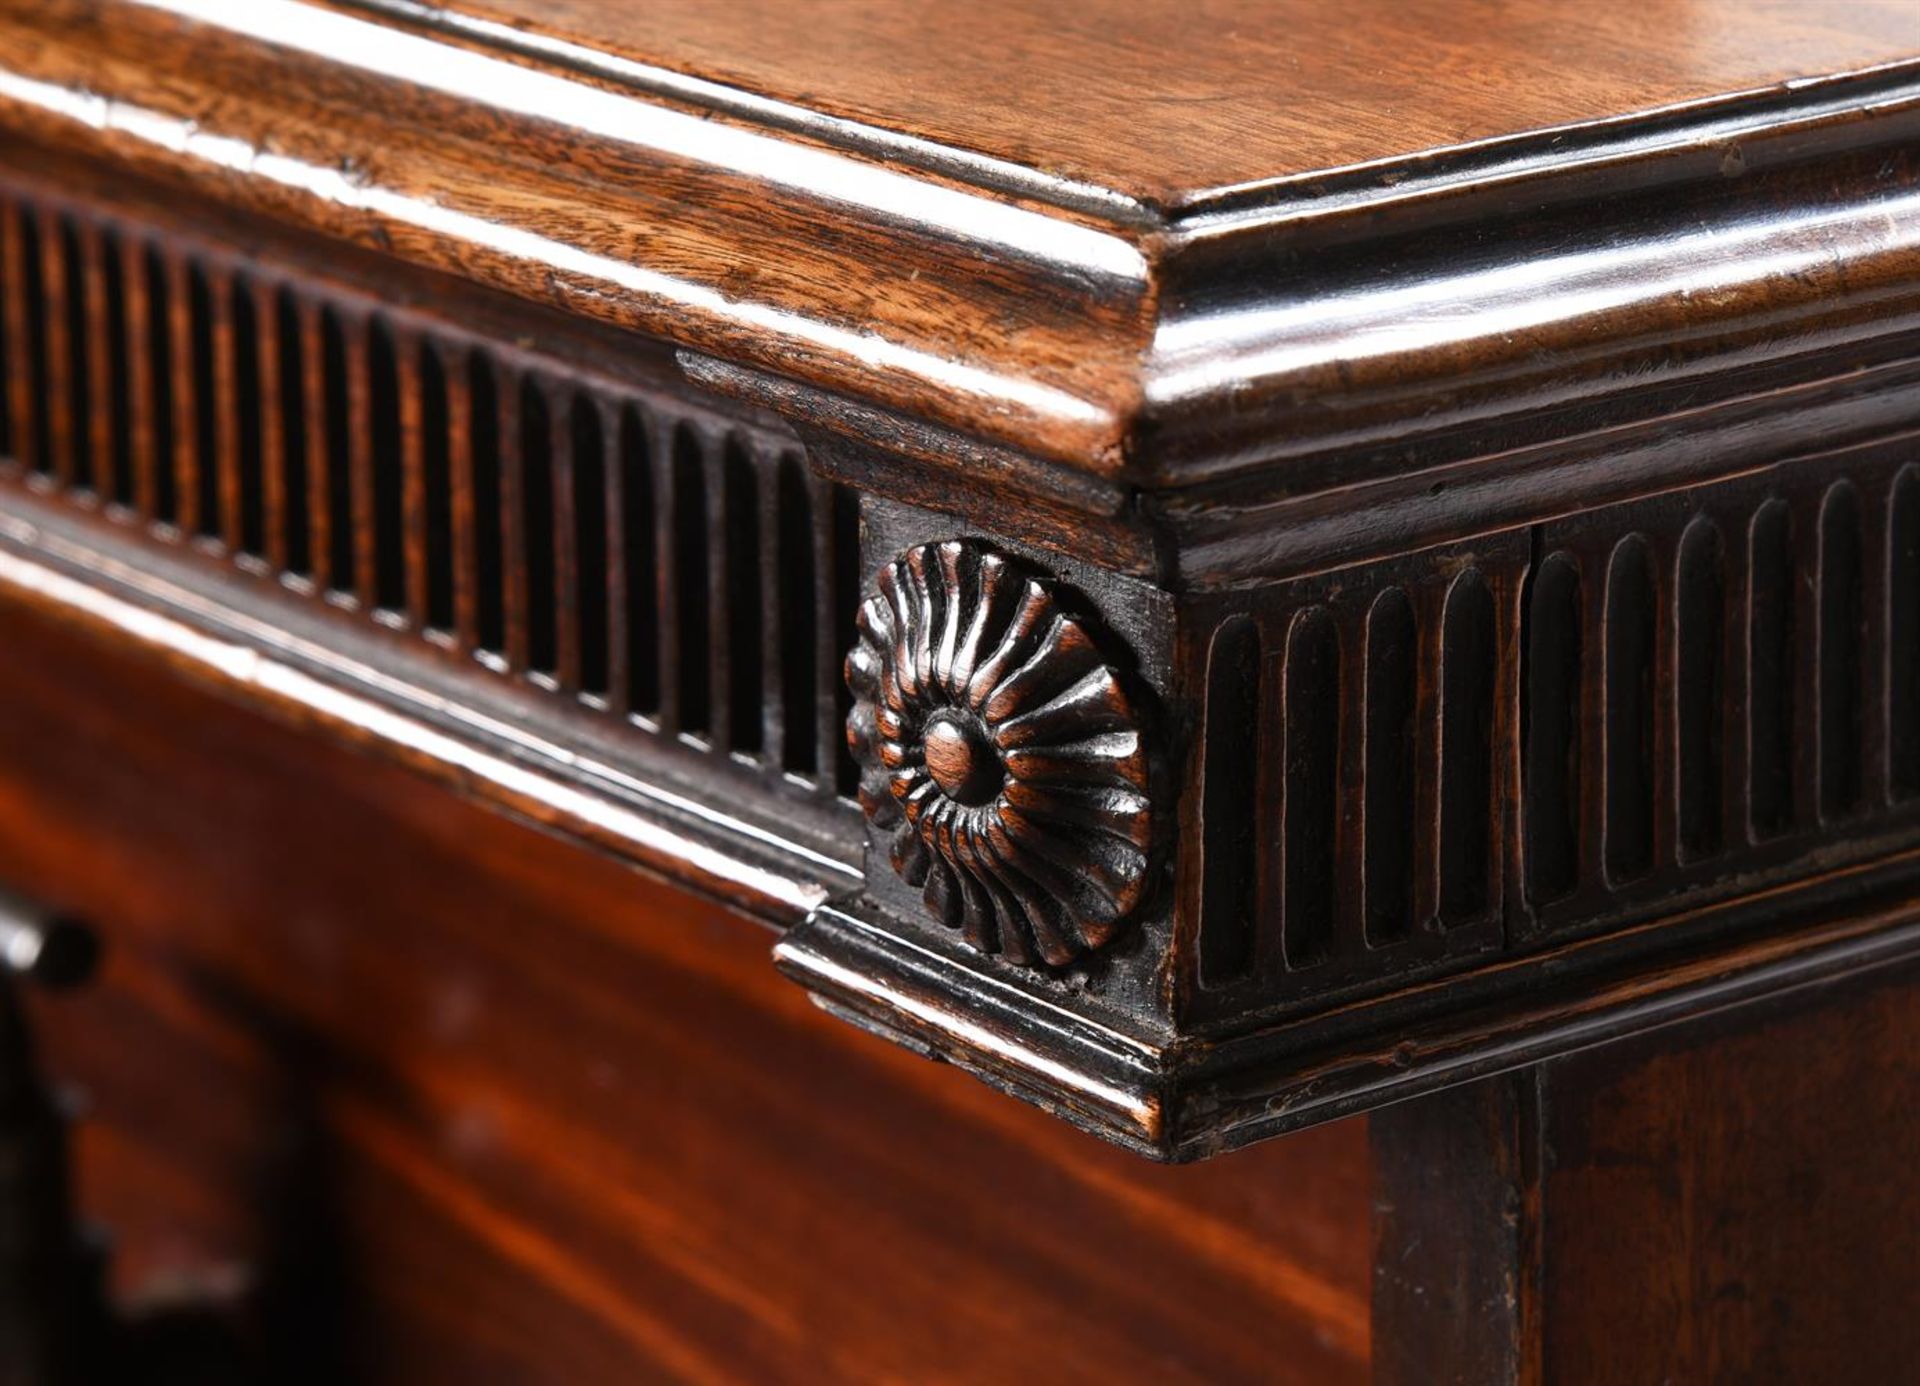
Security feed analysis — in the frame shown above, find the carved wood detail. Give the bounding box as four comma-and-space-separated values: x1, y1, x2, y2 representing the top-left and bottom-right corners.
846, 540, 1154, 966
0, 173, 864, 816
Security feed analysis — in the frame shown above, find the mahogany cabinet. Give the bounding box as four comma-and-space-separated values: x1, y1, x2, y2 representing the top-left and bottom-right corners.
0, 2, 1917, 1380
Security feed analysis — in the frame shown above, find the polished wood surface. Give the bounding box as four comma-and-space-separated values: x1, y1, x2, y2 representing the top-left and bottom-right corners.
1536, 976, 1920, 1381
0, 599, 1369, 1383
0, 0, 1154, 473
3, 1, 1920, 1377
1373, 966, 1920, 1384
4, 0, 1920, 1165
411, 0, 1920, 203
5, 2, 1914, 484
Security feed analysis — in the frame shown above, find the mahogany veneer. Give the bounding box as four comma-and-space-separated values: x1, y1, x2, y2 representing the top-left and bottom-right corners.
0, 0, 1918, 1379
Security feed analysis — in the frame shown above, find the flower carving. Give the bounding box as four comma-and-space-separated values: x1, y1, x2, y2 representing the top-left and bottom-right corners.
845, 540, 1155, 966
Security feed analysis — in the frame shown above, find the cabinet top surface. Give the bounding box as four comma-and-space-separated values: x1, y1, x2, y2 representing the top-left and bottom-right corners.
393, 0, 1920, 205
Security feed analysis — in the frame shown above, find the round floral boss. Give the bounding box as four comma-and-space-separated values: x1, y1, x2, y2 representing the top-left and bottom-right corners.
845, 540, 1155, 966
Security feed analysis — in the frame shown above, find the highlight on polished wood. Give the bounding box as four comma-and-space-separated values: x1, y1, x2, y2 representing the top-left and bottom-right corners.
0, 175, 863, 807
0, 0, 1918, 1378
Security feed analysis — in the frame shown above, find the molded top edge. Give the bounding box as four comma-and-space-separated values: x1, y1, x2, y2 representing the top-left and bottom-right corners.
343, 0, 1920, 222
5, 0, 1916, 495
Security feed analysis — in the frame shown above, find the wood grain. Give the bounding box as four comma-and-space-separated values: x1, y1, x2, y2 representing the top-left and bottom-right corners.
1371, 1077, 1540, 1386
0, 598, 1370, 1383
1, 2, 1913, 490
1372, 968, 1920, 1383
377, 0, 1920, 206
0, 0, 1156, 473
1538, 973, 1920, 1382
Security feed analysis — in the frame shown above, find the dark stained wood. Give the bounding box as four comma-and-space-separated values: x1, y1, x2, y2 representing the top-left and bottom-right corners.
0, 971, 94, 1386
845, 538, 1157, 968
5, 1, 1920, 1375
0, 599, 1371, 1383
0, 162, 863, 834
1371, 1076, 1540, 1386
1539, 974, 1920, 1382
10, 144, 1920, 1159
1373, 970, 1920, 1384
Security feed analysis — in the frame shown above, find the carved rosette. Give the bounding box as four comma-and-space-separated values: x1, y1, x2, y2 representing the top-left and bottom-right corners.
845, 540, 1155, 966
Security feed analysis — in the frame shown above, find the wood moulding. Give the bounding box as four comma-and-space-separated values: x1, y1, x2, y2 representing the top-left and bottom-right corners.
0, 0, 1916, 507
0, 164, 864, 925
3, 2, 1920, 1160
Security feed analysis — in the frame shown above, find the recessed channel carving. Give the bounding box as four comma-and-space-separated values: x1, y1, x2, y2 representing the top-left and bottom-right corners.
1180, 450, 1920, 1022
845, 540, 1155, 967
0, 181, 862, 805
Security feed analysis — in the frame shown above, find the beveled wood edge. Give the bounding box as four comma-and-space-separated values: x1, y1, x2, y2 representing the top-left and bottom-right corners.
339, 0, 1160, 227
1174, 58, 1920, 233
774, 903, 1172, 1158
783, 853, 1920, 1162
1141, 112, 1920, 486
696, 347, 1920, 589
0, 0, 1153, 475
339, 0, 1920, 232
2, 1, 1915, 494
678, 353, 1169, 581
0, 486, 860, 926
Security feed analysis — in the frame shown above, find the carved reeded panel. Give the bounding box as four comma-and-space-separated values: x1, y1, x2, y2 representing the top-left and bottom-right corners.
1183, 440, 1920, 1027
1521, 443, 1920, 943
1183, 536, 1526, 1023
0, 179, 861, 804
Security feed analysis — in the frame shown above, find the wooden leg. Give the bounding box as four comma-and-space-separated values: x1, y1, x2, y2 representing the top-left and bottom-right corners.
1373, 966, 1920, 1383
1372, 1073, 1540, 1386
